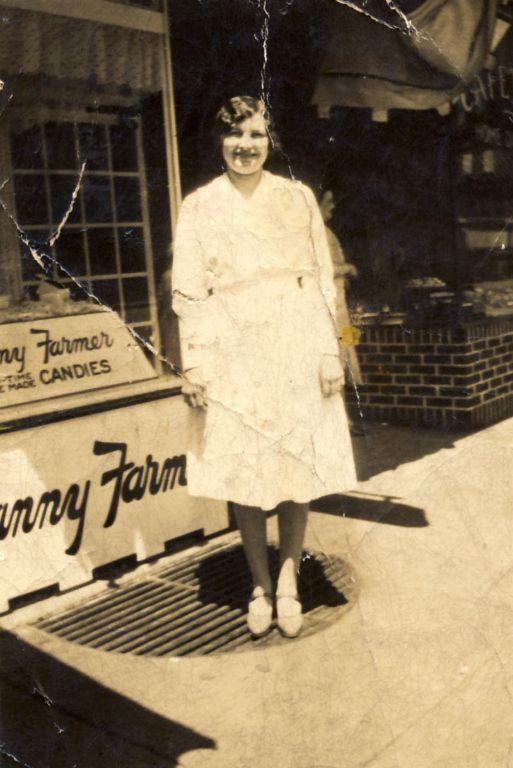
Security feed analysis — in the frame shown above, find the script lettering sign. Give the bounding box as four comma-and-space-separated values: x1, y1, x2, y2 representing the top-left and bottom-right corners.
0, 311, 156, 408
0, 396, 228, 611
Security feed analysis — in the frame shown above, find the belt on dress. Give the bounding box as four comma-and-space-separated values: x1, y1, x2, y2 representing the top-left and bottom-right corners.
210, 269, 318, 296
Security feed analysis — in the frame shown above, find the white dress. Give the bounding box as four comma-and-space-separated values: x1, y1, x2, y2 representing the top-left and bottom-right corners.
172, 171, 357, 510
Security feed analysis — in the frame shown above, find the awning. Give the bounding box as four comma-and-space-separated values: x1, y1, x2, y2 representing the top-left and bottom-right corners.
312, 0, 498, 112
0, 5, 162, 93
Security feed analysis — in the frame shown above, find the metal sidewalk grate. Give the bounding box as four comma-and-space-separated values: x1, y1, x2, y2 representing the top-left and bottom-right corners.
34, 542, 355, 657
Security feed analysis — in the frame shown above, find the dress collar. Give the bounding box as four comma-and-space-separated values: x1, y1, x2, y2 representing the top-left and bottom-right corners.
222, 170, 271, 205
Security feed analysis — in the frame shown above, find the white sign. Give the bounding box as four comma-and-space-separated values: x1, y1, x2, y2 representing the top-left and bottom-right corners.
0, 310, 156, 408
0, 395, 228, 611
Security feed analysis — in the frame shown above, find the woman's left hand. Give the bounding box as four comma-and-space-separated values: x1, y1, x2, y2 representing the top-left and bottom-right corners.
319, 354, 344, 397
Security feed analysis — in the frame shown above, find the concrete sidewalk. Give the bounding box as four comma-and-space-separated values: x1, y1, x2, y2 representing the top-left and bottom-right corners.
4, 418, 513, 768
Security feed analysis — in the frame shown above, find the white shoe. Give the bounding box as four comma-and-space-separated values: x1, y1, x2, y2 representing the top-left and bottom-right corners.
247, 587, 273, 637
276, 594, 303, 638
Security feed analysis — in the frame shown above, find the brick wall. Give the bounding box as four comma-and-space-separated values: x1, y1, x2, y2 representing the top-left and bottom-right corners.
345, 317, 513, 429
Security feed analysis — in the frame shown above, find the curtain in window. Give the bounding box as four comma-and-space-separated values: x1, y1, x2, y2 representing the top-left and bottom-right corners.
312, 0, 498, 111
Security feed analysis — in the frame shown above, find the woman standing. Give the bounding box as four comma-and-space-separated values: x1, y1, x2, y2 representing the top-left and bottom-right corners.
172, 97, 356, 638
319, 189, 362, 387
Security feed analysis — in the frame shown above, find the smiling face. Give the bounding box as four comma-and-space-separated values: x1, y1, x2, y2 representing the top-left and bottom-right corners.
222, 111, 269, 176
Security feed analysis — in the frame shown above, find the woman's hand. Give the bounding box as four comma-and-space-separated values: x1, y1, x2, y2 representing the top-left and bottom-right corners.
320, 354, 344, 397
182, 369, 208, 409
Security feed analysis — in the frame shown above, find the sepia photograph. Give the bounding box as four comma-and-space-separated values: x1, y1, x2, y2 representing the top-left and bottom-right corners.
0, 1, 512, 766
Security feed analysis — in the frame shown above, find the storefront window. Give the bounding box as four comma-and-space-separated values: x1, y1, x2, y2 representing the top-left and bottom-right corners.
451, 28, 513, 314
8, 114, 158, 349
0, 1, 180, 394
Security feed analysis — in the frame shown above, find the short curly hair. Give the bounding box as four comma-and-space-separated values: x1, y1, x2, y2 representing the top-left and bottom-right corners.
213, 95, 280, 151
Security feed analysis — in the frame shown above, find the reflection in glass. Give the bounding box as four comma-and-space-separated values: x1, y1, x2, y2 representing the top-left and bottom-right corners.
87, 228, 117, 275
11, 126, 44, 170
13, 174, 48, 225
45, 122, 77, 170
53, 230, 87, 276
83, 176, 113, 222
78, 123, 109, 171
123, 276, 149, 322
90, 279, 121, 313
110, 123, 138, 172
118, 227, 146, 272
115, 177, 142, 222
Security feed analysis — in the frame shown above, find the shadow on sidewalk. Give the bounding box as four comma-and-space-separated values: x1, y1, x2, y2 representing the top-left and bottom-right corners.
311, 492, 428, 527
0, 629, 216, 767
350, 422, 466, 482
196, 544, 349, 615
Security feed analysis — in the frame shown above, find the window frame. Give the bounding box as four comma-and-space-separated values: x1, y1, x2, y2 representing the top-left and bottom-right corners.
7, 108, 162, 369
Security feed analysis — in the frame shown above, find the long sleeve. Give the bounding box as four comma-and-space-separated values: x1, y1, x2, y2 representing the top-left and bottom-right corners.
305, 187, 340, 356
171, 194, 211, 374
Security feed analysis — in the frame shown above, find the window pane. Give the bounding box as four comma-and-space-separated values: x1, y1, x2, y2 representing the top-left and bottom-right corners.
122, 276, 150, 322
114, 177, 142, 222
119, 227, 146, 272
13, 174, 48, 225
87, 228, 117, 275
68, 280, 91, 303
90, 279, 121, 313
110, 123, 138, 171
134, 324, 156, 367
49, 174, 82, 225
78, 123, 109, 171
45, 122, 78, 170
11, 126, 44, 170
83, 176, 112, 222
53, 230, 87, 277
135, 324, 154, 345
20, 231, 51, 282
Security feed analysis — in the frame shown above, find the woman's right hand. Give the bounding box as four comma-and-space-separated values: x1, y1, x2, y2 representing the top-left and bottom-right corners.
319, 353, 344, 397
182, 369, 208, 409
